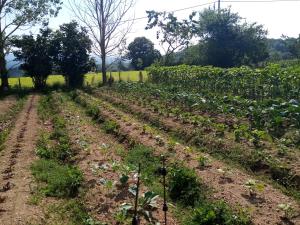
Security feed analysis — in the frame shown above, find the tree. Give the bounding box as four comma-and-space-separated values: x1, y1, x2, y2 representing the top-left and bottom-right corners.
194, 8, 268, 67
11, 27, 53, 89
51, 21, 93, 88
69, 0, 134, 85
146, 11, 194, 65
127, 37, 161, 70
0, 0, 62, 90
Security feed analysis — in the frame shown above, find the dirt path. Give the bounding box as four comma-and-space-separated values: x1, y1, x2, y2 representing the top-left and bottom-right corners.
0, 95, 42, 225
0, 96, 17, 117
77, 91, 300, 225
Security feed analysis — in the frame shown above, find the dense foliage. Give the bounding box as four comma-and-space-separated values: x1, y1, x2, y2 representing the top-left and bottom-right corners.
0, 0, 62, 90
51, 21, 93, 88
12, 28, 53, 89
195, 8, 268, 67
127, 37, 161, 70
147, 64, 300, 101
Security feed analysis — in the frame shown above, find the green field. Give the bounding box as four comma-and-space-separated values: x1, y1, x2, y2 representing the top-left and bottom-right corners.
6, 71, 147, 88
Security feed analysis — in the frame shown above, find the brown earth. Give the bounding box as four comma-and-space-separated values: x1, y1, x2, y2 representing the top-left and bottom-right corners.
98, 91, 300, 175
58, 94, 179, 224
78, 91, 300, 225
0, 95, 43, 225
0, 96, 17, 117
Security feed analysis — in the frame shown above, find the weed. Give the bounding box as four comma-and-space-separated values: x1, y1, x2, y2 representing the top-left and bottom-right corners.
187, 201, 251, 225
102, 120, 119, 134
31, 159, 83, 198
169, 165, 205, 206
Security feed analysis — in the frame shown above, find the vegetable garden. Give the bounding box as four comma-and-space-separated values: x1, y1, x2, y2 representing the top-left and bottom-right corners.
0, 63, 299, 225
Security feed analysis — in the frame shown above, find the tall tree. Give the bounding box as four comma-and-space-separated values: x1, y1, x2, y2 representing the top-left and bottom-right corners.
127, 37, 161, 70
146, 11, 194, 65
69, 0, 134, 85
11, 27, 53, 89
195, 8, 268, 67
0, 0, 62, 90
51, 21, 93, 88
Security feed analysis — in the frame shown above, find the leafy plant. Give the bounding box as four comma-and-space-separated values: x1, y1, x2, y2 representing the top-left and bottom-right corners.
119, 174, 129, 186
169, 165, 204, 206
278, 203, 297, 220
197, 155, 210, 169
102, 120, 119, 134
244, 179, 265, 199
187, 201, 251, 225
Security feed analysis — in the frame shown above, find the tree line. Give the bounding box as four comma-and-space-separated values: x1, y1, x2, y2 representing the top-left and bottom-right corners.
0, 0, 300, 91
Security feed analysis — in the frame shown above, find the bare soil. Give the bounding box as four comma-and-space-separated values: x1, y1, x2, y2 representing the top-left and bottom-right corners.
60, 95, 179, 224
0, 96, 17, 117
0, 95, 43, 225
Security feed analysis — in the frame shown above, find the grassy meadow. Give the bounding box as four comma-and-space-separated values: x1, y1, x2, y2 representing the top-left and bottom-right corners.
5, 71, 147, 88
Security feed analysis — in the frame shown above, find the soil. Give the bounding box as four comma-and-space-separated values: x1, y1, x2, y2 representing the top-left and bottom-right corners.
0, 96, 17, 117
97, 91, 300, 193
79, 91, 300, 225
59, 95, 179, 224
0, 95, 43, 225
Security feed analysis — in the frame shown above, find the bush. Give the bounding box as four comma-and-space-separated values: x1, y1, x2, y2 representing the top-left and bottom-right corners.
31, 159, 83, 197
168, 165, 204, 206
187, 201, 251, 225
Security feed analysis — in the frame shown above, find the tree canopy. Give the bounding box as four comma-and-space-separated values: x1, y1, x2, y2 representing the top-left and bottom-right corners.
12, 27, 53, 89
0, 0, 62, 90
195, 8, 269, 67
127, 37, 161, 70
51, 21, 93, 88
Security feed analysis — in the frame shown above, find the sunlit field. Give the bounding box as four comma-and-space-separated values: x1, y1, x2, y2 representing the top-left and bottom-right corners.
5, 71, 147, 88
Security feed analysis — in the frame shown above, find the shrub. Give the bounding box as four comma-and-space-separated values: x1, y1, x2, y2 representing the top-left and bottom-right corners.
168, 165, 204, 206
31, 159, 83, 197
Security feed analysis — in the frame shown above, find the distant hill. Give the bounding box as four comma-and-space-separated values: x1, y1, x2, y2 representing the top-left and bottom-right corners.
5, 54, 130, 77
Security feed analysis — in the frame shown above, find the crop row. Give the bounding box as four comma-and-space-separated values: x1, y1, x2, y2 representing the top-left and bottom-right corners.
147, 64, 300, 101
69, 90, 255, 225
92, 89, 300, 201
0, 97, 26, 152
109, 81, 300, 143
71, 90, 300, 225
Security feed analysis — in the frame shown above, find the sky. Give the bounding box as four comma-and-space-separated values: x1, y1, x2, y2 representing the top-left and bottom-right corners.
46, 0, 300, 53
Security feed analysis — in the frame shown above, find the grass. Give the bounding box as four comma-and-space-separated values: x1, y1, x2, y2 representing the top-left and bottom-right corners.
6, 71, 147, 88
31, 159, 83, 198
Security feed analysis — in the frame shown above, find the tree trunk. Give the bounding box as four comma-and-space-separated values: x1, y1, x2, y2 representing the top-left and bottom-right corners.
101, 54, 107, 85
0, 45, 8, 91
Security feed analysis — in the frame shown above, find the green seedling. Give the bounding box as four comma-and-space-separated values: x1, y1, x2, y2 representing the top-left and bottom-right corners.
119, 174, 129, 186
155, 135, 165, 146
278, 203, 296, 220
167, 139, 177, 151
244, 179, 265, 199
197, 155, 210, 169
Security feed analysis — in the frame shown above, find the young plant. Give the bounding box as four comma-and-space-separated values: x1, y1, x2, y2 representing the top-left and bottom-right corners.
278, 203, 296, 220
244, 179, 265, 199
155, 135, 165, 146
217, 167, 233, 183
119, 174, 129, 186
167, 139, 177, 151
197, 155, 210, 169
